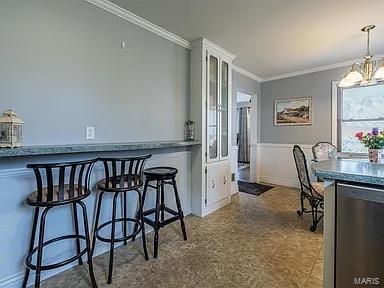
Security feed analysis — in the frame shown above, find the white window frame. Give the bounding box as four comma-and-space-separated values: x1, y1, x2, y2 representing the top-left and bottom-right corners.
331, 81, 384, 155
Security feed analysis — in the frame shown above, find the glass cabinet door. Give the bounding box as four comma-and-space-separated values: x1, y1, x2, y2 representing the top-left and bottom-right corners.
208, 55, 219, 161
220, 61, 229, 158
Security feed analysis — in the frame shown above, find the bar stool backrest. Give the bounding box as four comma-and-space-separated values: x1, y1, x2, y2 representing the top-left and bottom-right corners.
98, 154, 151, 189
27, 159, 97, 204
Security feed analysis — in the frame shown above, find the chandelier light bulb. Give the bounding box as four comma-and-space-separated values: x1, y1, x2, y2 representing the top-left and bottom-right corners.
339, 76, 355, 88
345, 69, 363, 83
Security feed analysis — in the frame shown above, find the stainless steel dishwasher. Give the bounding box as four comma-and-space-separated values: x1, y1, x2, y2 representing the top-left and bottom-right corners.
336, 182, 384, 287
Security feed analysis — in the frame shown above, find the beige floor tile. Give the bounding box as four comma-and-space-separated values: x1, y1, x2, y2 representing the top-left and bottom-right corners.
41, 186, 323, 288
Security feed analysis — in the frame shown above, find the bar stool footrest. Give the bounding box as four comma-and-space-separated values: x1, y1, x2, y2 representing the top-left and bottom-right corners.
96, 217, 143, 243
143, 215, 181, 228
26, 235, 87, 271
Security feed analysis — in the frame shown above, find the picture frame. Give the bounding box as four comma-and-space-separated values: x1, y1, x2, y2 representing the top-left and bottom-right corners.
274, 97, 312, 126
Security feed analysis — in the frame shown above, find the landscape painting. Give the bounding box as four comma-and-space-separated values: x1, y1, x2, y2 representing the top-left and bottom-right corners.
274, 97, 312, 126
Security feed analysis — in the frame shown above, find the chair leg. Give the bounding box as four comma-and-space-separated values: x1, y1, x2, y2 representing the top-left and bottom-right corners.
297, 193, 305, 216
73, 203, 83, 265
136, 189, 149, 260
123, 192, 127, 245
22, 207, 39, 288
133, 179, 149, 241
108, 192, 119, 284
310, 201, 318, 232
91, 192, 104, 256
34, 207, 50, 288
171, 177, 187, 241
78, 201, 98, 288
154, 180, 161, 259
160, 181, 165, 222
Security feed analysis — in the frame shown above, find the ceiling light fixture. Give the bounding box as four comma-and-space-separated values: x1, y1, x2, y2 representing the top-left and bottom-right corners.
339, 25, 384, 88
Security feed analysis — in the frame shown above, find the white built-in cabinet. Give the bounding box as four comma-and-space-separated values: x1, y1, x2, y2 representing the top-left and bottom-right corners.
190, 38, 235, 217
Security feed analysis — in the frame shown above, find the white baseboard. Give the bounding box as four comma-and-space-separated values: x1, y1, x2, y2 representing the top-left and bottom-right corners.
259, 176, 300, 188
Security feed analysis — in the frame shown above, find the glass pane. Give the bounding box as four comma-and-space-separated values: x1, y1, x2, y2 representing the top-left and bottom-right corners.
342, 84, 384, 120
341, 120, 384, 153
221, 61, 229, 157
208, 55, 218, 159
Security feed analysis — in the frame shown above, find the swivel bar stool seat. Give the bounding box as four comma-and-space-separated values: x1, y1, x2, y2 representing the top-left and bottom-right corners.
92, 155, 151, 284
134, 166, 187, 258
22, 159, 98, 288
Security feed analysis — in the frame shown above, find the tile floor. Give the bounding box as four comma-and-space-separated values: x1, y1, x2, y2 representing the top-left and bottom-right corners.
42, 185, 323, 288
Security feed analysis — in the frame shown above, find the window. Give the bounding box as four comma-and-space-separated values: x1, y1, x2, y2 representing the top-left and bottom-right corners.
338, 84, 384, 153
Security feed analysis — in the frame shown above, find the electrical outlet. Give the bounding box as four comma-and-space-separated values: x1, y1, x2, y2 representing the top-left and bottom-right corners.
86, 126, 95, 140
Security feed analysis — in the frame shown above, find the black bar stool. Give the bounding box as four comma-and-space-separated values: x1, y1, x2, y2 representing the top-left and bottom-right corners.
133, 167, 187, 258
22, 159, 98, 288
92, 155, 151, 284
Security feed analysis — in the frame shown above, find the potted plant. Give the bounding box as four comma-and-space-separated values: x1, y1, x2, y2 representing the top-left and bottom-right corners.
355, 128, 384, 163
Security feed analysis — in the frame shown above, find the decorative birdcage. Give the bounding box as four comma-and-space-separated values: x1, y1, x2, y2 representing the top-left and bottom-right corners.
0, 110, 24, 148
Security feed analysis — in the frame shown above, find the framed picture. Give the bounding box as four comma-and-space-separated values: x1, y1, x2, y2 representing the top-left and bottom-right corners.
274, 97, 312, 126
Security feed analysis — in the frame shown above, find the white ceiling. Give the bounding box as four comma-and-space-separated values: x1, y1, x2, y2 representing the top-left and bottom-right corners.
110, 0, 384, 79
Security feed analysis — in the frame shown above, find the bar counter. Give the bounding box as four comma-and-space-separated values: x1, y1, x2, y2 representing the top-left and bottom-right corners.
0, 140, 201, 158
312, 159, 384, 288
0, 140, 200, 286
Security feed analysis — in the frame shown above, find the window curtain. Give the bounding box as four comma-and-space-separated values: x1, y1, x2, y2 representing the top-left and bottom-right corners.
237, 107, 250, 163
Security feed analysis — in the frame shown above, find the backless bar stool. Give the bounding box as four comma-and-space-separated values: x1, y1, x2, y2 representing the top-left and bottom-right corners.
22, 159, 98, 288
92, 155, 151, 284
133, 167, 187, 258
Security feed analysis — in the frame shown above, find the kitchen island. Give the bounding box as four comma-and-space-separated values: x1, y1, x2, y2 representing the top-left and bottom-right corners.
0, 140, 200, 287
312, 159, 384, 288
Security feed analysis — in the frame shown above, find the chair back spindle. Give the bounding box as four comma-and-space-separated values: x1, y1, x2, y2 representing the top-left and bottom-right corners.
98, 155, 151, 191
27, 159, 96, 205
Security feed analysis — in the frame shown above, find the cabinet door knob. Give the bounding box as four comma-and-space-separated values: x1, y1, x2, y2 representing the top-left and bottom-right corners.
224, 176, 226, 184
212, 179, 215, 189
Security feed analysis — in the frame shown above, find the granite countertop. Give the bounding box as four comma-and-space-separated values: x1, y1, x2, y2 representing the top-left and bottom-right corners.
0, 140, 201, 158
312, 159, 384, 186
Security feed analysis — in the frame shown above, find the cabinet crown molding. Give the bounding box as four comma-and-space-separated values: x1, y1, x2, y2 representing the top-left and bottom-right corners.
191, 38, 236, 60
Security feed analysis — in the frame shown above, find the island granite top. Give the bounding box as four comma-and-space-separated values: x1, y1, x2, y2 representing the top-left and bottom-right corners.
0, 140, 201, 158
312, 159, 384, 186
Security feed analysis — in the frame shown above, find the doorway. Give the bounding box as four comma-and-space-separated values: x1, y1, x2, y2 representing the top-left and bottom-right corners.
236, 92, 251, 181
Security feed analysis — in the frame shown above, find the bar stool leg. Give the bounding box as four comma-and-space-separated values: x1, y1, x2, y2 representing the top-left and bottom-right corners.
91, 192, 104, 256
123, 192, 127, 245
35, 207, 50, 288
132, 179, 149, 241
160, 181, 165, 222
172, 177, 187, 241
78, 201, 98, 288
136, 189, 149, 260
72, 203, 83, 265
154, 180, 161, 259
22, 207, 39, 288
108, 192, 119, 284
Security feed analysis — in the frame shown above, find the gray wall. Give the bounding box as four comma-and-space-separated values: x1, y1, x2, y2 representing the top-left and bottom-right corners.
0, 0, 189, 146
260, 67, 346, 144
232, 71, 261, 146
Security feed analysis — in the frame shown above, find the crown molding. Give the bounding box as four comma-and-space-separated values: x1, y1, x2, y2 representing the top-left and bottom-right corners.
87, 0, 370, 84
191, 38, 236, 60
232, 65, 263, 82
86, 0, 191, 49
261, 54, 384, 82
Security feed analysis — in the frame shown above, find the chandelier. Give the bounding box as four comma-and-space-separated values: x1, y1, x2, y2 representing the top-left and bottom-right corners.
339, 25, 384, 87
